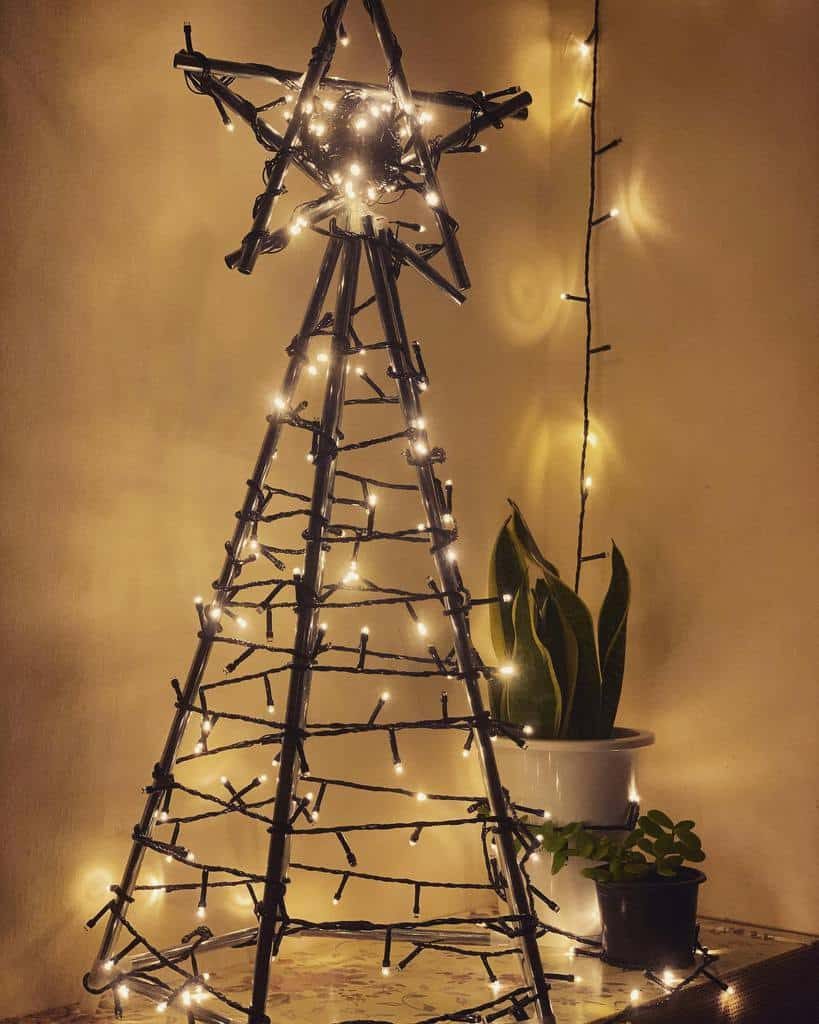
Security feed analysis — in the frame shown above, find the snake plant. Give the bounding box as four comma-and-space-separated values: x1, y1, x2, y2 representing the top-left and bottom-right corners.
488, 500, 630, 739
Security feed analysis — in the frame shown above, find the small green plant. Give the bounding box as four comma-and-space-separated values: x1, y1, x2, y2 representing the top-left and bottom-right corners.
488, 500, 630, 740
539, 811, 706, 883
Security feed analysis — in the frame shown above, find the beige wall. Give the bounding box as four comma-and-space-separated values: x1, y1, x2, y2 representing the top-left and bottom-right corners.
0, 0, 816, 1016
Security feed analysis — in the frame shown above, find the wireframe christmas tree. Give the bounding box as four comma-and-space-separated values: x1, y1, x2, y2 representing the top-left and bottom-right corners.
84, 4, 574, 1022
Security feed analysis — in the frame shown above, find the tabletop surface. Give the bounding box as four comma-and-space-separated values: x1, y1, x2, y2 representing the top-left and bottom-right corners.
4, 917, 815, 1024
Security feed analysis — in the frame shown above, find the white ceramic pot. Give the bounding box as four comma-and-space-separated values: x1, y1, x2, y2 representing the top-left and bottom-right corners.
494, 728, 655, 943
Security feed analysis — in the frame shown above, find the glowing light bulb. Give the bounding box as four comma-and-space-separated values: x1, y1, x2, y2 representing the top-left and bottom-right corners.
344, 180, 356, 198
574, 975, 583, 984
355, 365, 365, 376
630, 989, 640, 1004
307, 363, 318, 376
340, 34, 350, 47
523, 724, 533, 736
394, 762, 404, 774
303, 101, 314, 114
584, 475, 593, 491
425, 191, 440, 207
413, 441, 428, 456
724, 985, 735, 997
419, 110, 432, 125
381, 966, 391, 977
117, 984, 129, 999
306, 453, 314, 463
416, 621, 428, 637
182, 990, 192, 1007
588, 431, 598, 447
502, 592, 513, 603
311, 122, 326, 137
354, 117, 370, 132
104, 960, 115, 972
317, 352, 329, 363
156, 1001, 168, 1013
236, 616, 248, 630
208, 606, 221, 621
416, 792, 427, 801
260, 774, 268, 783
193, 741, 204, 755
579, 41, 591, 56
478, 144, 487, 153
349, 163, 362, 177
368, 494, 378, 507
159, 809, 169, 822
367, 186, 377, 201
610, 207, 620, 218
500, 664, 515, 677
273, 396, 286, 410
361, 626, 370, 635
186, 851, 195, 862
445, 548, 457, 563
560, 292, 569, 300
662, 969, 676, 986
196, 906, 206, 919
193, 595, 203, 605
531, 851, 540, 862
490, 979, 501, 992
381, 691, 390, 701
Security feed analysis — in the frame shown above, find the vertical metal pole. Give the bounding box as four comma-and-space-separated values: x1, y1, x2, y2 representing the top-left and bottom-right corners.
363, 222, 555, 1023
365, 0, 471, 291
247, 235, 361, 1024
86, 236, 342, 991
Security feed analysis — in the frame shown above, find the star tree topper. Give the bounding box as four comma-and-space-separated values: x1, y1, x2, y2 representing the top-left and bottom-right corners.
174, 0, 531, 294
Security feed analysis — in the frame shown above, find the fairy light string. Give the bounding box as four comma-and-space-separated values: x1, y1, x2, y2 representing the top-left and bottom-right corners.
84, 5, 565, 1017
564, 0, 622, 594
83, 4, 733, 1021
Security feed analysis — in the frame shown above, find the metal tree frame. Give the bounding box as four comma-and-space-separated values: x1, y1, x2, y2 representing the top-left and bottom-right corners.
85, 3, 564, 1022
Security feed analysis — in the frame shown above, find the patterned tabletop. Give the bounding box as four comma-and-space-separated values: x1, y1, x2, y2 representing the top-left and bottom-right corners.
4, 918, 813, 1024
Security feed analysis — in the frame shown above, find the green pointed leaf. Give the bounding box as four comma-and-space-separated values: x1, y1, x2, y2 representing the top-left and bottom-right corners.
506, 587, 561, 738
598, 541, 630, 736
675, 820, 696, 831
538, 573, 602, 738
506, 500, 561, 577
647, 809, 674, 830
684, 848, 706, 863
488, 519, 527, 660
637, 837, 655, 855
656, 862, 676, 877
534, 582, 579, 738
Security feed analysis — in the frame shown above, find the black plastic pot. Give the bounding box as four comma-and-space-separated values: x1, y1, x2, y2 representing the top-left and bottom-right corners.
596, 868, 706, 969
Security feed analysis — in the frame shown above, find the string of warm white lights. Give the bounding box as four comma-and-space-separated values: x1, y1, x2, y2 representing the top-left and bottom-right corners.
563, 0, 622, 594
84, 4, 567, 1009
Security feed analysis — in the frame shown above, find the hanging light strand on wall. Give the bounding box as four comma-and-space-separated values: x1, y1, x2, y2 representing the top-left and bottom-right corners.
564, 0, 622, 594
